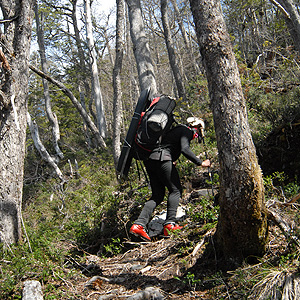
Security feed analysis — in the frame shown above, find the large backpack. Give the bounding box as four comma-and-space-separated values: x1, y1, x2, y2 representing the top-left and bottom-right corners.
133, 95, 176, 160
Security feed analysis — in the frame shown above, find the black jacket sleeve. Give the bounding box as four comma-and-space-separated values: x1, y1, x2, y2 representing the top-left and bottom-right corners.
180, 129, 203, 166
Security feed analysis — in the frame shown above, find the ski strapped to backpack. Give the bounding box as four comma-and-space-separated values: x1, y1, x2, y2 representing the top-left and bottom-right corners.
133, 94, 176, 160
116, 88, 151, 179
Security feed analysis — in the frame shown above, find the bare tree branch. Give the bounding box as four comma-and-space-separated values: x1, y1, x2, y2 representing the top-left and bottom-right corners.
29, 64, 106, 148
269, 0, 290, 19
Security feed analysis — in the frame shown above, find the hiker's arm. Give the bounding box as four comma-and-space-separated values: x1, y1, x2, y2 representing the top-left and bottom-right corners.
180, 135, 203, 166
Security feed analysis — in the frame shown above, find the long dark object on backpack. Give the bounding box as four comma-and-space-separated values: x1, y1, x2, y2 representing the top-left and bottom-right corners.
202, 136, 214, 196
133, 95, 176, 160
117, 87, 151, 179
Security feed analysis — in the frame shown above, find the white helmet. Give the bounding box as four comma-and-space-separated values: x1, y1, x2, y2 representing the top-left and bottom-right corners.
187, 117, 205, 129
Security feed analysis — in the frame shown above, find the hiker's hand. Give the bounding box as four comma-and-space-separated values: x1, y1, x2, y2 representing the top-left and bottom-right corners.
201, 159, 211, 168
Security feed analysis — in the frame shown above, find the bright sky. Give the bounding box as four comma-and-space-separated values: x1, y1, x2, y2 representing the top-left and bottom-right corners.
92, 0, 116, 26
99, 1, 116, 12
96, 0, 116, 15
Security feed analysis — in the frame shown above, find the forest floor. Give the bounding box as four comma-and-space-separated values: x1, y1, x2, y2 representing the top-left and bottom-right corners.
16, 118, 300, 299
43, 184, 297, 300
50, 217, 293, 300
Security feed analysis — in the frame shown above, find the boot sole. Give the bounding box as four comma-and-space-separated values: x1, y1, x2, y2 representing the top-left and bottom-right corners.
130, 230, 151, 242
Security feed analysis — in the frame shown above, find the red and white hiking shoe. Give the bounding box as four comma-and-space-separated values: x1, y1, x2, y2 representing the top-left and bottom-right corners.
130, 224, 151, 242
163, 223, 183, 236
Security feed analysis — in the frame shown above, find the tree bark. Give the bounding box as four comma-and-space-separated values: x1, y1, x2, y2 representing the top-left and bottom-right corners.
84, 0, 107, 138
170, 0, 201, 74
22, 280, 43, 300
27, 112, 63, 180
34, 2, 64, 160
113, 0, 125, 167
69, 0, 95, 147
270, 0, 300, 54
29, 64, 106, 148
125, 6, 140, 116
161, 0, 186, 101
0, 0, 35, 245
189, 0, 268, 262
126, 0, 157, 94
71, 0, 92, 107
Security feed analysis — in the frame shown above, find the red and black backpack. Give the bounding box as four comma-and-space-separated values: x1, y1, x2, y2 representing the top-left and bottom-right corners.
133, 95, 176, 160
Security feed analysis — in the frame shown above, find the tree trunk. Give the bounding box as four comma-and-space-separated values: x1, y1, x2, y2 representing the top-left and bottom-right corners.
146, 9, 164, 93
0, 0, 35, 245
125, 7, 140, 117
34, 2, 64, 160
27, 112, 63, 180
84, 0, 107, 138
70, 0, 95, 147
189, 0, 268, 262
80, 90, 92, 149
126, 0, 157, 94
270, 0, 300, 54
71, 0, 92, 108
161, 0, 186, 101
113, 0, 125, 167
170, 0, 201, 74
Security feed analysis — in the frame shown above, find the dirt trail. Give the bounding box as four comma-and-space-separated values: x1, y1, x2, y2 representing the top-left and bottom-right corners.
80, 227, 216, 299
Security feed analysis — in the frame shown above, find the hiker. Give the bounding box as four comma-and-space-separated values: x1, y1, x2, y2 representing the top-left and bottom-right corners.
130, 117, 211, 241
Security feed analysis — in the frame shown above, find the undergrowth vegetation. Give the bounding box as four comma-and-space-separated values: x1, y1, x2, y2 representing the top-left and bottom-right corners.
2, 126, 300, 299
2, 63, 300, 299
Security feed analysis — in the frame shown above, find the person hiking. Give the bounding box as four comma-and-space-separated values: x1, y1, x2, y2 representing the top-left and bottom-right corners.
129, 117, 211, 241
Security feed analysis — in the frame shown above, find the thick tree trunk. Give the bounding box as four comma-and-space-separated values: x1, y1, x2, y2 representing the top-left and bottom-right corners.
0, 0, 35, 245
113, 0, 125, 167
161, 0, 186, 101
84, 0, 107, 138
126, 0, 157, 94
34, 2, 64, 160
190, 0, 268, 262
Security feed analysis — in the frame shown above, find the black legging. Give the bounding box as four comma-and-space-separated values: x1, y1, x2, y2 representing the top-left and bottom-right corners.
135, 159, 182, 227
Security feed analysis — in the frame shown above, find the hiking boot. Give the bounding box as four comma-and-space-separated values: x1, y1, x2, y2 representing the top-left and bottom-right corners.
130, 224, 151, 241
163, 223, 183, 236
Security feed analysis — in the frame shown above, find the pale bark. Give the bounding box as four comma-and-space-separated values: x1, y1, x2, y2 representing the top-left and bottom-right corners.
22, 280, 43, 300
125, 7, 140, 116
127, 287, 164, 300
113, 0, 125, 167
102, 22, 115, 67
84, 0, 107, 138
71, 0, 91, 103
70, 0, 95, 147
190, 0, 268, 261
34, 2, 64, 160
29, 64, 106, 148
270, 0, 300, 54
27, 112, 63, 180
0, 0, 35, 245
80, 90, 92, 149
126, 0, 157, 94
170, 0, 201, 74
161, 0, 186, 100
